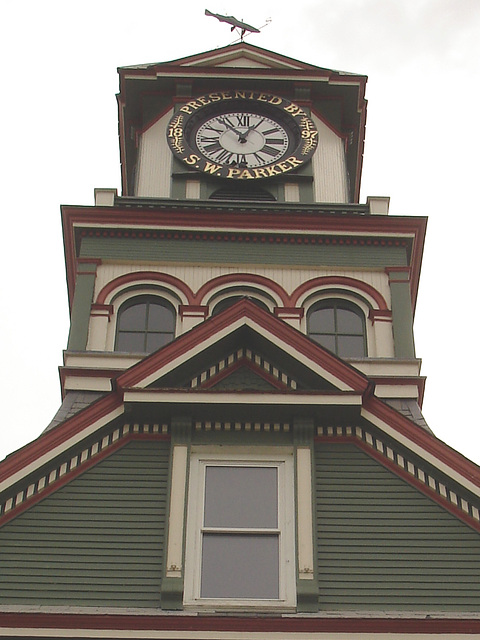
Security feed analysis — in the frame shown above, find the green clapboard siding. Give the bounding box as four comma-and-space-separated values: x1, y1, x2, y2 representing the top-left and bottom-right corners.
79, 236, 408, 269
315, 443, 480, 610
0, 440, 169, 607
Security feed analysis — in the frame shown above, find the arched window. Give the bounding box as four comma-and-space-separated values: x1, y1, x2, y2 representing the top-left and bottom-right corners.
115, 296, 175, 353
307, 300, 366, 357
211, 296, 270, 316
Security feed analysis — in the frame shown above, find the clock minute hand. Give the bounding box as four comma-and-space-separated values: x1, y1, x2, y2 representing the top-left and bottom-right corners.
219, 118, 244, 139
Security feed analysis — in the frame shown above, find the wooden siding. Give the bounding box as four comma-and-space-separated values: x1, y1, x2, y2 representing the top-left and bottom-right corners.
315, 443, 480, 610
312, 115, 349, 203
135, 112, 172, 198
93, 264, 392, 309
0, 440, 169, 607
79, 237, 408, 270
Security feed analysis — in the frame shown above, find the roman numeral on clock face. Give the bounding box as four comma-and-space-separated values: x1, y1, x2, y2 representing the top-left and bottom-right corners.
261, 145, 282, 157
235, 114, 251, 127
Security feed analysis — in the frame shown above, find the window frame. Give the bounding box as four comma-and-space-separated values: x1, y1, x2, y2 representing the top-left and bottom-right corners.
114, 295, 175, 353
183, 448, 296, 610
307, 299, 367, 357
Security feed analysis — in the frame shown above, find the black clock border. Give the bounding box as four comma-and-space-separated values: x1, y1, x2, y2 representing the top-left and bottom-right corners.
166, 91, 319, 180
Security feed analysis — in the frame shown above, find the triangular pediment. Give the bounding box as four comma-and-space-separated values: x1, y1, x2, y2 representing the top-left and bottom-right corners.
118, 299, 368, 394
121, 43, 342, 75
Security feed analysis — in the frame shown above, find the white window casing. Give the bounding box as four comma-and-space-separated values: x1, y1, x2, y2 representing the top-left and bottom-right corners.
184, 448, 296, 610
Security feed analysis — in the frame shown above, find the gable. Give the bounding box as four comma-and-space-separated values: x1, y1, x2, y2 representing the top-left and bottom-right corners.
315, 442, 480, 610
1, 440, 169, 607
205, 363, 285, 392
2, 435, 480, 612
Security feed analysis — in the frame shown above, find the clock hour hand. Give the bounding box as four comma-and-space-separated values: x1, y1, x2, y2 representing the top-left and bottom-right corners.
237, 118, 264, 143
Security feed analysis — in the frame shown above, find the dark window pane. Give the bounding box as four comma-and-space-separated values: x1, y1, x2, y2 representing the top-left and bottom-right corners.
118, 303, 147, 330
311, 334, 336, 352
116, 332, 146, 352
337, 335, 365, 357
204, 466, 277, 528
201, 534, 279, 599
337, 308, 363, 334
147, 303, 175, 331
308, 308, 335, 333
145, 331, 174, 353
116, 297, 176, 353
308, 302, 366, 357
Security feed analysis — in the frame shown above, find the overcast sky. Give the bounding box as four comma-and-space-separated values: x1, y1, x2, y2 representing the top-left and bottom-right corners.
1, 0, 479, 465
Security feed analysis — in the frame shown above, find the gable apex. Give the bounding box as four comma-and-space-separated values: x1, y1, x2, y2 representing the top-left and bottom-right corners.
119, 43, 359, 77
116, 299, 368, 393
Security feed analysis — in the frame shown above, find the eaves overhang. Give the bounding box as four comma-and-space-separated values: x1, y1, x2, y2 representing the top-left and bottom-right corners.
61, 201, 426, 314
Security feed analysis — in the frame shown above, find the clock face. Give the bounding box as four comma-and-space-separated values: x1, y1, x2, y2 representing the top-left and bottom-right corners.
195, 112, 290, 169
167, 91, 319, 180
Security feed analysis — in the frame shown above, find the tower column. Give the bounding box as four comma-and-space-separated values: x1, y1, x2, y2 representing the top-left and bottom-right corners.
387, 268, 416, 358
67, 259, 101, 351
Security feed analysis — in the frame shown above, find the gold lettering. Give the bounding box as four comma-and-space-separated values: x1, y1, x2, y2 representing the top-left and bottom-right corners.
253, 168, 268, 178
265, 165, 281, 177
180, 100, 203, 114
277, 161, 291, 172
285, 156, 303, 168
239, 169, 255, 179
184, 154, 201, 166
269, 96, 282, 105
203, 161, 222, 174
284, 104, 305, 117
257, 93, 268, 102
220, 91, 232, 100
227, 168, 242, 179
209, 93, 222, 102
234, 90, 246, 99
197, 96, 211, 106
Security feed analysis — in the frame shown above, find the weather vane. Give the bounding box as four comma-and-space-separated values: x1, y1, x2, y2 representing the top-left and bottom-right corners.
205, 9, 261, 41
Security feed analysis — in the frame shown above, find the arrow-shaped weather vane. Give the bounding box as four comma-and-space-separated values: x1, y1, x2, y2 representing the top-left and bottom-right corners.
205, 9, 261, 40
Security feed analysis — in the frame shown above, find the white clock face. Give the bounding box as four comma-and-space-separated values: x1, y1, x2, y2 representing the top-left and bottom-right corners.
195, 112, 290, 168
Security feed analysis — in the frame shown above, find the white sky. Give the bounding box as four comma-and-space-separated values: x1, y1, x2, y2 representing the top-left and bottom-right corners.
0, 0, 479, 466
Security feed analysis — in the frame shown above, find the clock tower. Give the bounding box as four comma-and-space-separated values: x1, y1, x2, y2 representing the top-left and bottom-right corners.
2, 42, 480, 638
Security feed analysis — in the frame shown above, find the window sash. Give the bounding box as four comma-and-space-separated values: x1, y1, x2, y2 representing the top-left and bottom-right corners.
184, 451, 295, 609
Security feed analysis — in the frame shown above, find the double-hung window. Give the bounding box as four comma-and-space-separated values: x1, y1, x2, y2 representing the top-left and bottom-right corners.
184, 450, 295, 609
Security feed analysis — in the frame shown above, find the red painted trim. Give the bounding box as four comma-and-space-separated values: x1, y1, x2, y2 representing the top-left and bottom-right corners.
193, 272, 289, 306
274, 306, 305, 319
371, 375, 426, 407
291, 275, 389, 309
369, 308, 392, 322
179, 304, 209, 319
364, 395, 480, 489
95, 271, 195, 305
0, 433, 169, 527
316, 435, 480, 533
199, 357, 289, 391
77, 258, 102, 265
90, 303, 114, 317
1, 611, 480, 633
0, 393, 124, 484
149, 43, 335, 73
